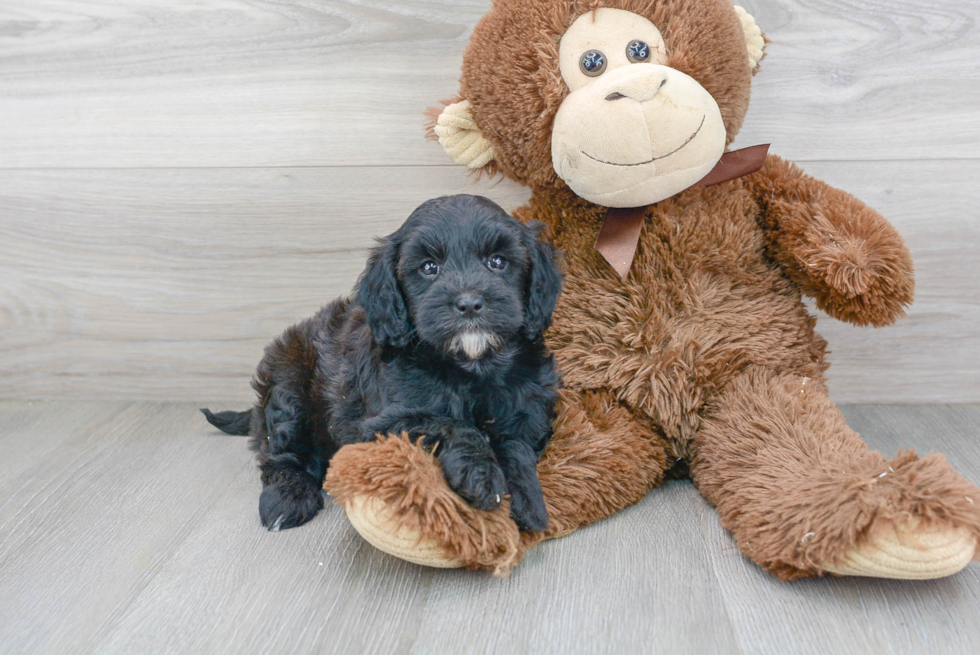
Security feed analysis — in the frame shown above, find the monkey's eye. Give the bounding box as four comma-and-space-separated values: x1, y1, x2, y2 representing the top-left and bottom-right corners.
487, 255, 507, 272
579, 50, 606, 77
420, 261, 440, 277
626, 40, 650, 63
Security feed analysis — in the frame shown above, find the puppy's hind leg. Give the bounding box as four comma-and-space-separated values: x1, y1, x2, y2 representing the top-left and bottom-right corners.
257, 384, 327, 531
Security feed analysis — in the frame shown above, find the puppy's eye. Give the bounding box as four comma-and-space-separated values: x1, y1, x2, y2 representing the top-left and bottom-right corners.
626, 40, 650, 63
420, 261, 440, 277
487, 255, 507, 272
579, 50, 606, 77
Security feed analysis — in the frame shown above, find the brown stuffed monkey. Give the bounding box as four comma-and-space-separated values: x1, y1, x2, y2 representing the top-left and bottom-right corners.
325, 0, 980, 580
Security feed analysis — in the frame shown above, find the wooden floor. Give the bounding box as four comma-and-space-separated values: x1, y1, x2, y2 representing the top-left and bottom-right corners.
1, 401, 978, 654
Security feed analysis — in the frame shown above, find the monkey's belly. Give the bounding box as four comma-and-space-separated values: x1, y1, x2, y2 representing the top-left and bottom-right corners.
547, 271, 826, 453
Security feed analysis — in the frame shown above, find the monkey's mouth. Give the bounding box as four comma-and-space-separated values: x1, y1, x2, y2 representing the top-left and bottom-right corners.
582, 115, 705, 167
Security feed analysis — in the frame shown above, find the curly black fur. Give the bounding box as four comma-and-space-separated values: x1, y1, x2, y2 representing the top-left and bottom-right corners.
204, 195, 563, 533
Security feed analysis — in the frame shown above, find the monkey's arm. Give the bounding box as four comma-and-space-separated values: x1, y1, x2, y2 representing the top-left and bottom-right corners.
747, 154, 914, 327
359, 407, 507, 513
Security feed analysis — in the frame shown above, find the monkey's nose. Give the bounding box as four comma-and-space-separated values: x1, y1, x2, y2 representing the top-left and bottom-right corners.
599, 66, 668, 103
454, 293, 485, 318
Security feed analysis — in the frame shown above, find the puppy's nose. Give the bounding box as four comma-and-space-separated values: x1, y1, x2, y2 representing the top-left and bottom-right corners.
454, 293, 485, 318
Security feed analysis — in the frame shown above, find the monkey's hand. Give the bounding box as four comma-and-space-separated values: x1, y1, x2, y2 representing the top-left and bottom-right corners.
749, 154, 914, 327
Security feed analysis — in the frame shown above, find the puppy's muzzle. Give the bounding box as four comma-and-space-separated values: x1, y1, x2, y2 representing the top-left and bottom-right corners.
454, 293, 485, 319
449, 330, 502, 360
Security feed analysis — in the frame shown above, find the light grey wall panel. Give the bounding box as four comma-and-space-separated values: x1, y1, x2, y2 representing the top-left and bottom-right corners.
0, 0, 977, 167
0, 0, 977, 401
1, 163, 976, 402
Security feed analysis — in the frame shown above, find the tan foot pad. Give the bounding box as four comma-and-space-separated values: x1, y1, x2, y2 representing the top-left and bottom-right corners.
824, 522, 976, 580
344, 495, 463, 569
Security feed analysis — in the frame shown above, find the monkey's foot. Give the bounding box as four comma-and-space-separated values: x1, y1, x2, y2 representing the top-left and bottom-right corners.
324, 434, 523, 576
823, 519, 977, 579
344, 495, 463, 568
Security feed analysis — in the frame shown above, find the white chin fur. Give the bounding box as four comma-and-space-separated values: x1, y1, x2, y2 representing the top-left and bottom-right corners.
449, 331, 501, 360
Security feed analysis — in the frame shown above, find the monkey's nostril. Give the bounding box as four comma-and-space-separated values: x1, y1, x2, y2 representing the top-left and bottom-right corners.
605, 92, 626, 101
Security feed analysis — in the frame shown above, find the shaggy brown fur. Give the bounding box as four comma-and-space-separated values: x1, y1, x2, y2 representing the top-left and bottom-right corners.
326, 0, 980, 578
749, 156, 915, 326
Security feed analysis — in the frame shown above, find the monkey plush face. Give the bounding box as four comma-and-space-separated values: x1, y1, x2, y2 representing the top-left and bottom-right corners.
552, 8, 727, 207
432, 0, 765, 208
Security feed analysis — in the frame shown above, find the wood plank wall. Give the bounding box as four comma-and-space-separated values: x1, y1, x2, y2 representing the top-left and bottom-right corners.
1, 0, 978, 403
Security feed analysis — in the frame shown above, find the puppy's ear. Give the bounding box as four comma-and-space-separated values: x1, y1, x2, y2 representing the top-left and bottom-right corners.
520, 221, 563, 340
356, 235, 413, 348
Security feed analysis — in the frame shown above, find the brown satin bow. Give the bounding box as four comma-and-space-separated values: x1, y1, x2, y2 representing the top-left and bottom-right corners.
594, 144, 770, 280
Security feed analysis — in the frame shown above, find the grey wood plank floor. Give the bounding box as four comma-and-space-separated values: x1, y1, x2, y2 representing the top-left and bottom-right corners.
1, 402, 978, 654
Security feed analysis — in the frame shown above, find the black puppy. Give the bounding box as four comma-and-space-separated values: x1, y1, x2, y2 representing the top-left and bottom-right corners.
204, 195, 562, 533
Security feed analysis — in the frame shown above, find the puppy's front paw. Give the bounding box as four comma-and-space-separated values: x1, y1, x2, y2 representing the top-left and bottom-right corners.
439, 442, 507, 512
259, 475, 324, 531
496, 439, 549, 532
508, 485, 549, 533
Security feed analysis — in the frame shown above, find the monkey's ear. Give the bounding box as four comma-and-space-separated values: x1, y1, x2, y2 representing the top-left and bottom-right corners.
431, 100, 496, 169
733, 6, 766, 73
356, 236, 413, 348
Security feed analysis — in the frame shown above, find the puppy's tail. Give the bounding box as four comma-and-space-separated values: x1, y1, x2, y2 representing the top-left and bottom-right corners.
201, 408, 252, 436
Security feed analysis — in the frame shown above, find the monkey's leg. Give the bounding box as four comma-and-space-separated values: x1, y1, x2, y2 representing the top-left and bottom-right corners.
325, 388, 669, 576
691, 369, 980, 580
517, 388, 669, 553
